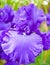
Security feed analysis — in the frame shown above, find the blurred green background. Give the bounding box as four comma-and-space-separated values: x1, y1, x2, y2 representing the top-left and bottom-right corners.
0, 0, 50, 65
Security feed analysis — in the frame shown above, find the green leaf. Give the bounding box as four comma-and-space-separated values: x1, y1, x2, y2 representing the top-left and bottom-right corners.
46, 54, 50, 65
14, 2, 19, 10
0, 0, 6, 7
6, 0, 12, 5
34, 0, 43, 8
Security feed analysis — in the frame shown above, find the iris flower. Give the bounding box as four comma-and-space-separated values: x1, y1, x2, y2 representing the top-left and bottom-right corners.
0, 4, 48, 65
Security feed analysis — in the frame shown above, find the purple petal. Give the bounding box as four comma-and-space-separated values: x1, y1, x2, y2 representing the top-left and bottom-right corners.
46, 14, 50, 26
1, 30, 43, 64
12, 4, 46, 34
0, 5, 14, 30
0, 22, 11, 30
36, 30, 50, 50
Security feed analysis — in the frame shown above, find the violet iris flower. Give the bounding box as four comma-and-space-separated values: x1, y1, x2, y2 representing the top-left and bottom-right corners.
0, 5, 14, 30
0, 29, 43, 65
0, 4, 49, 65
12, 4, 46, 35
